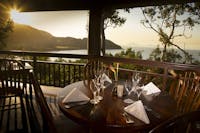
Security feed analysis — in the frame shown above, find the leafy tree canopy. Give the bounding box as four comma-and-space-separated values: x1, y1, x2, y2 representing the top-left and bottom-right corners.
149, 46, 183, 63
103, 9, 129, 29
0, 3, 13, 49
114, 48, 142, 59
101, 9, 129, 55
141, 2, 200, 63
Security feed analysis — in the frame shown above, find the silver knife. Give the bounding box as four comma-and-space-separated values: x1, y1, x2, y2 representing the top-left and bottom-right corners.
64, 101, 89, 108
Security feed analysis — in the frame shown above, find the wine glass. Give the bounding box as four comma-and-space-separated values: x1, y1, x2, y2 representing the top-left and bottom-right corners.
90, 80, 100, 105
94, 70, 106, 100
132, 72, 142, 85
130, 72, 142, 92
93, 77, 103, 101
123, 80, 135, 104
124, 80, 132, 95
135, 86, 143, 100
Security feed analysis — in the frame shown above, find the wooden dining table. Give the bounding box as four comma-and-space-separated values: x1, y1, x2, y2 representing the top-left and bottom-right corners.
58, 81, 177, 133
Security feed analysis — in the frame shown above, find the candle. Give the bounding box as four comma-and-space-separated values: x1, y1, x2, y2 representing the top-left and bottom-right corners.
116, 63, 119, 81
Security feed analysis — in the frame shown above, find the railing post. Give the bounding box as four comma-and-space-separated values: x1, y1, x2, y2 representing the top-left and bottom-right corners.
163, 67, 168, 90
33, 56, 37, 74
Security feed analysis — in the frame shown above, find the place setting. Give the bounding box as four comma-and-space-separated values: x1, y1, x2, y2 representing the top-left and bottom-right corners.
115, 72, 162, 124
60, 69, 113, 108
61, 87, 90, 108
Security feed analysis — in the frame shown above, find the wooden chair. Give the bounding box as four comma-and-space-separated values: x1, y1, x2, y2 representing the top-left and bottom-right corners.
149, 110, 200, 133
0, 59, 56, 133
169, 71, 200, 113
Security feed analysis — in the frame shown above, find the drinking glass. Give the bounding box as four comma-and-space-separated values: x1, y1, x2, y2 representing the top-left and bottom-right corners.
124, 80, 132, 95
123, 80, 135, 104
132, 72, 142, 85
123, 72, 143, 103
94, 70, 106, 100
93, 78, 103, 100
135, 86, 143, 100
90, 80, 100, 104
130, 72, 142, 93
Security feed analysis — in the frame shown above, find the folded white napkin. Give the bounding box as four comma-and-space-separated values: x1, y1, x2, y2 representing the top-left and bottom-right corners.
124, 100, 150, 124
142, 82, 161, 95
101, 73, 112, 84
62, 88, 90, 103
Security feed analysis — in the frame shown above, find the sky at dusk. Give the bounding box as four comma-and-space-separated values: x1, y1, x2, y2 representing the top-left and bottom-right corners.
10, 8, 200, 50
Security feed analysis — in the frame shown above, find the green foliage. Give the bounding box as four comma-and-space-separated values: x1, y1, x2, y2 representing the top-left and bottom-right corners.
37, 56, 50, 61
149, 46, 162, 61
0, 6, 13, 49
101, 9, 130, 55
149, 46, 182, 63
69, 59, 87, 63
111, 48, 144, 70
54, 58, 67, 63
141, 3, 200, 63
114, 48, 142, 59
103, 9, 128, 29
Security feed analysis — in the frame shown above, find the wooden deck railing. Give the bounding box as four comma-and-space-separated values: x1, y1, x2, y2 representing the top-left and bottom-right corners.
0, 50, 88, 87
25, 60, 85, 87
0, 50, 199, 89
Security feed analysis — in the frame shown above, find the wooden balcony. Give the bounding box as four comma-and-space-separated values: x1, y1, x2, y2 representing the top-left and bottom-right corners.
0, 50, 199, 88
1, 50, 199, 133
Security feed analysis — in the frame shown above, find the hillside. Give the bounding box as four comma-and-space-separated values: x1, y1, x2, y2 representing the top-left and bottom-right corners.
4, 23, 121, 51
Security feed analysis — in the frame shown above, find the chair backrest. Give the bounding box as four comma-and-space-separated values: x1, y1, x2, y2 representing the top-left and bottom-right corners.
0, 58, 25, 70
29, 71, 57, 133
149, 110, 200, 133
169, 71, 200, 113
0, 59, 56, 133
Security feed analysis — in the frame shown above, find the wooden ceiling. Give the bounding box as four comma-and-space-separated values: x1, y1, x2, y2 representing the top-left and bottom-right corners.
2, 0, 200, 12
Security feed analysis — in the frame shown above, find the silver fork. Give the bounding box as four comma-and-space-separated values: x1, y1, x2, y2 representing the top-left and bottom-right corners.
123, 112, 134, 123
64, 101, 89, 108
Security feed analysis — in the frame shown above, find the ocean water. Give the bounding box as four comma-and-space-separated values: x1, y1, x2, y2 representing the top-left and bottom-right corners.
49, 47, 200, 62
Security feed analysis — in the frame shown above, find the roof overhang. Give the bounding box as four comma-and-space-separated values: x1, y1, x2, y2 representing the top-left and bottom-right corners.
1, 0, 200, 12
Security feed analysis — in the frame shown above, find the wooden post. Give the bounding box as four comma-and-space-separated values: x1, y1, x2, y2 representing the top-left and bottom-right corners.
163, 67, 168, 90
88, 8, 103, 56
33, 56, 37, 74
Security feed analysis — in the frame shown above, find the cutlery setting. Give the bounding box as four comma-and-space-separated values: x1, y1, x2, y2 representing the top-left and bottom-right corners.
64, 101, 89, 108
123, 112, 134, 123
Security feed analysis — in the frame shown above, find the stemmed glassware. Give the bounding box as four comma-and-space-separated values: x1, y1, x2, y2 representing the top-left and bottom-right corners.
123, 72, 143, 103
125, 72, 142, 95
92, 76, 103, 101
93, 69, 106, 101
90, 79, 100, 104
135, 86, 143, 100
123, 80, 135, 103
124, 80, 132, 94
132, 72, 143, 100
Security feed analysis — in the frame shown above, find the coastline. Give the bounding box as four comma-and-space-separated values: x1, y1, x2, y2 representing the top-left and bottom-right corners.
49, 47, 200, 61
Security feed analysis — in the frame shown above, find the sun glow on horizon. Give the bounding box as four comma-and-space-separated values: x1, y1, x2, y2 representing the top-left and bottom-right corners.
10, 9, 20, 19
10, 9, 32, 24
7, 9, 200, 50
8, 10, 89, 38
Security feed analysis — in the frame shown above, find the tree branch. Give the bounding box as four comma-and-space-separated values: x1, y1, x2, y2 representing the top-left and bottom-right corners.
168, 40, 192, 62
141, 8, 160, 35
168, 8, 178, 40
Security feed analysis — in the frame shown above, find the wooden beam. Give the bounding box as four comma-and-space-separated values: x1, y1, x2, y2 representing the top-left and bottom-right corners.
104, 0, 200, 9
88, 8, 102, 56
1, 0, 199, 12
